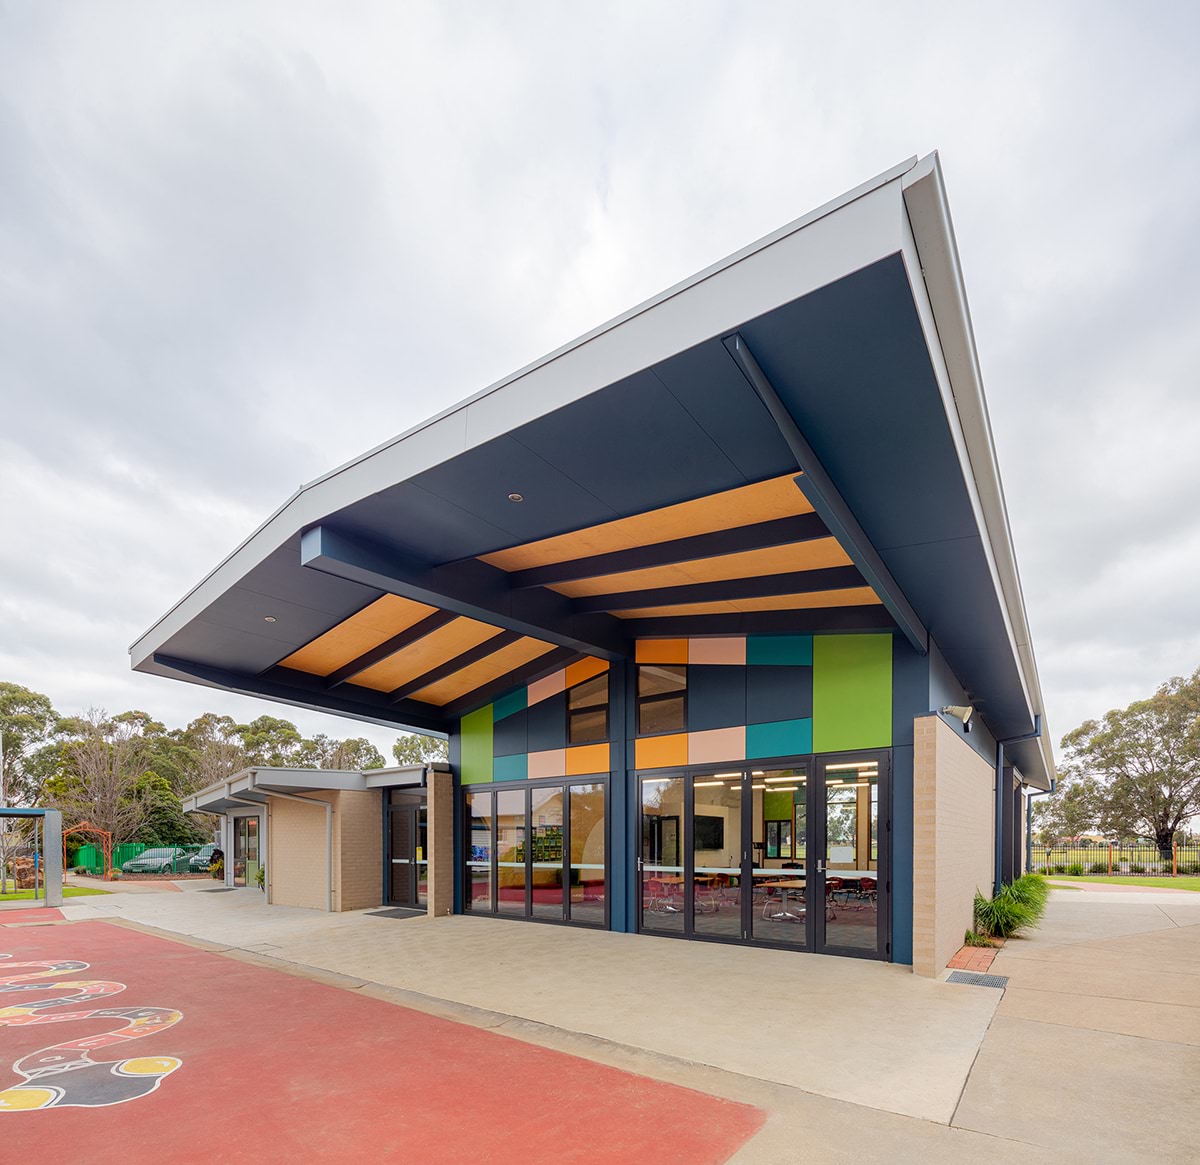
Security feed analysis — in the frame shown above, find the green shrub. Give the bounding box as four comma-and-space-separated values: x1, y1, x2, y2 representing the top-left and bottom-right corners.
974, 875, 1049, 939
1066, 863, 1085, 876
1051, 864, 1067, 875
1088, 862, 1108, 874
963, 929, 994, 947
1130, 864, 1146, 874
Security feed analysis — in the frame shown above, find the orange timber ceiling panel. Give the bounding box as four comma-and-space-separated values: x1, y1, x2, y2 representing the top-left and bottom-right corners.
348, 617, 501, 693
277, 595, 438, 676
408, 637, 558, 705
480, 474, 812, 572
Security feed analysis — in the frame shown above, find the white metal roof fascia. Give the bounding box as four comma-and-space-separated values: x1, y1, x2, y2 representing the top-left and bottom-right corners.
130, 159, 919, 670
183, 766, 370, 813
901, 153, 1055, 788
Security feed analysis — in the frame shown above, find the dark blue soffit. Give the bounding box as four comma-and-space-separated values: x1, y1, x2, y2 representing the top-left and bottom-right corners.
148, 256, 1032, 742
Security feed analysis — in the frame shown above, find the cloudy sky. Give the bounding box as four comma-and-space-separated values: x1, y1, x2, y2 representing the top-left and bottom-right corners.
3, 1, 1198, 760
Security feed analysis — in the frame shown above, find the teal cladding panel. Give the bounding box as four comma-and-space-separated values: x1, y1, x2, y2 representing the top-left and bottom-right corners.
747, 634, 813, 666
746, 718, 813, 759
493, 753, 528, 782
494, 689, 527, 722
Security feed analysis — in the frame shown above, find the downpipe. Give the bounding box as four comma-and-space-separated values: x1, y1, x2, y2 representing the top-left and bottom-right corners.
995, 715, 1042, 894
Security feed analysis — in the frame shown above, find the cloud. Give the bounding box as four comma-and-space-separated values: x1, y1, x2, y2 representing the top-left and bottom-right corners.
3, 1, 1199, 757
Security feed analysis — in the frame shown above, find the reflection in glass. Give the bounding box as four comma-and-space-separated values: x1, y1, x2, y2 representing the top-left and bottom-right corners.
637, 665, 686, 734
416, 806, 429, 908
466, 791, 493, 912
569, 784, 606, 926
567, 674, 608, 744
531, 787, 565, 920
751, 769, 807, 948
640, 777, 684, 933
496, 789, 527, 916
693, 775, 742, 939
824, 761, 880, 952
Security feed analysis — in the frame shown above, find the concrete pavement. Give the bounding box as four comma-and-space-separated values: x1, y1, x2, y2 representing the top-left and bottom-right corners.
51, 882, 1200, 1163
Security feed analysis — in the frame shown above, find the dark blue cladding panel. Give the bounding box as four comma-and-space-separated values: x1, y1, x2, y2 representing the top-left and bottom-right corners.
746, 665, 813, 725
686, 666, 747, 731
512, 370, 748, 513
492, 708, 528, 758
739, 256, 978, 551
159, 619, 298, 674
651, 342, 795, 482
238, 542, 382, 617
332, 481, 517, 564
412, 434, 620, 543
526, 692, 567, 752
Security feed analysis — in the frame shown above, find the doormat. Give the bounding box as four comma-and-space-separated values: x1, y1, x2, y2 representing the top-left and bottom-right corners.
202, 888, 237, 893
946, 970, 1009, 989
366, 907, 425, 920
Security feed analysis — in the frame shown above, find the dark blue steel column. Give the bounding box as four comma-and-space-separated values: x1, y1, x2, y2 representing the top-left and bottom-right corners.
449, 725, 463, 915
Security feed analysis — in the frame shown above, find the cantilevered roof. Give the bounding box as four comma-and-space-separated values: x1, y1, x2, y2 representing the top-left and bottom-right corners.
133, 153, 1054, 788
183, 764, 429, 814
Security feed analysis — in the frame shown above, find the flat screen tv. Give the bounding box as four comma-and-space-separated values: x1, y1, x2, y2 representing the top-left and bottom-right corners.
694, 814, 724, 850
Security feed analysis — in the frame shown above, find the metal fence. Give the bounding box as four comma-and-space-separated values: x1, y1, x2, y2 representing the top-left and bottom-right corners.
72, 843, 211, 876
1030, 844, 1200, 877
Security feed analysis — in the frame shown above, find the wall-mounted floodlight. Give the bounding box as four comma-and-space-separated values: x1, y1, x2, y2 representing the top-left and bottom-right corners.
941, 704, 975, 733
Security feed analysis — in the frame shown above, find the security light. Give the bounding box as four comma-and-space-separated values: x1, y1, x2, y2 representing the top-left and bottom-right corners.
942, 704, 974, 732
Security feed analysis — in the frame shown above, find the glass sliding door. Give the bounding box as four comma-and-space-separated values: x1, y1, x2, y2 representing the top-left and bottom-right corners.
496, 789, 528, 916
750, 768, 808, 949
568, 783, 606, 925
818, 756, 886, 957
464, 780, 607, 927
634, 755, 889, 961
465, 790, 494, 913
692, 773, 743, 941
530, 786, 565, 920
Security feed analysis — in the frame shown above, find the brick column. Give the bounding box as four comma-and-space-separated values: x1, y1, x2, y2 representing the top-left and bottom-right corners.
427, 769, 455, 918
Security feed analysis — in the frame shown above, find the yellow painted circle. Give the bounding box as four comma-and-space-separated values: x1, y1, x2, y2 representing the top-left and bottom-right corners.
119, 1056, 182, 1076
0, 1087, 56, 1111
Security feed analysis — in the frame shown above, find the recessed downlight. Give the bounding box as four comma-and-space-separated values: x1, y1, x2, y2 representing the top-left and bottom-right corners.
507, 492, 524, 503
263, 616, 277, 623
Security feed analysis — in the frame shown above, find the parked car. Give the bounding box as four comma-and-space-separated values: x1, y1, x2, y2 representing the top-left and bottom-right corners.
188, 844, 218, 873
121, 847, 187, 875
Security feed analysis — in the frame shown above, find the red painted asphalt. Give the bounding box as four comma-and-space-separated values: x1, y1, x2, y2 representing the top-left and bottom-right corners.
0, 921, 764, 1163
0, 908, 63, 923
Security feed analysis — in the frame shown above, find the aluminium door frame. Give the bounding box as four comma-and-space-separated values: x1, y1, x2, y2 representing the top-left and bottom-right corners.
635, 750, 893, 962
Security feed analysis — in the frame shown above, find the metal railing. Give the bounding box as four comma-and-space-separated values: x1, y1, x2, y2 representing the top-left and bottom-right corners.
71, 843, 212, 877
1031, 843, 1200, 877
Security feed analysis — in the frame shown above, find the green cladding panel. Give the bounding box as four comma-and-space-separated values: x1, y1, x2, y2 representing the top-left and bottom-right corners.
460, 704, 494, 785
812, 634, 892, 753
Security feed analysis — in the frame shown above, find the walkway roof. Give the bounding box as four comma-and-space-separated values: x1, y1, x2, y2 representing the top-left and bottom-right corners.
134, 153, 1053, 789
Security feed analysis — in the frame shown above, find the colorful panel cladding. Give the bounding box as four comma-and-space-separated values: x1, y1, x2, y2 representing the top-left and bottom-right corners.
460, 658, 611, 784
459, 635, 893, 783
632, 634, 891, 770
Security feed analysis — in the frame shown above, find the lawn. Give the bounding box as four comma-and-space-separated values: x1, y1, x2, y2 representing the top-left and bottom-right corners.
1050, 875, 1200, 892
0, 885, 111, 900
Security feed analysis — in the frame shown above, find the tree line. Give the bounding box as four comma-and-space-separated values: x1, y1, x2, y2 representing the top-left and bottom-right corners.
1035, 668, 1200, 858
0, 681, 447, 851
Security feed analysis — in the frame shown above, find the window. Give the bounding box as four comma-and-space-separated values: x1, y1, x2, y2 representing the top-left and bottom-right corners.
637, 664, 686, 734
567, 673, 608, 744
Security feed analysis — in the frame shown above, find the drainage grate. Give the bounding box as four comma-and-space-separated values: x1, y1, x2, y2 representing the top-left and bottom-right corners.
202, 888, 237, 893
947, 970, 1009, 989
366, 907, 425, 920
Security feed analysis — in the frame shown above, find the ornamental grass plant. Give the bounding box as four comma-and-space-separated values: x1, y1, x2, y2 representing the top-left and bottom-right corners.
973, 873, 1049, 939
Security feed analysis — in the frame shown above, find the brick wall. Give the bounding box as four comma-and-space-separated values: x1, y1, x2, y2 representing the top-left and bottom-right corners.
427, 770, 454, 917
912, 714, 994, 977
336, 789, 383, 911
267, 790, 383, 912
268, 794, 331, 911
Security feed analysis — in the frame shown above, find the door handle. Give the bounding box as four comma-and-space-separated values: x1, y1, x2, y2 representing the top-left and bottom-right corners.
817, 859, 826, 873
